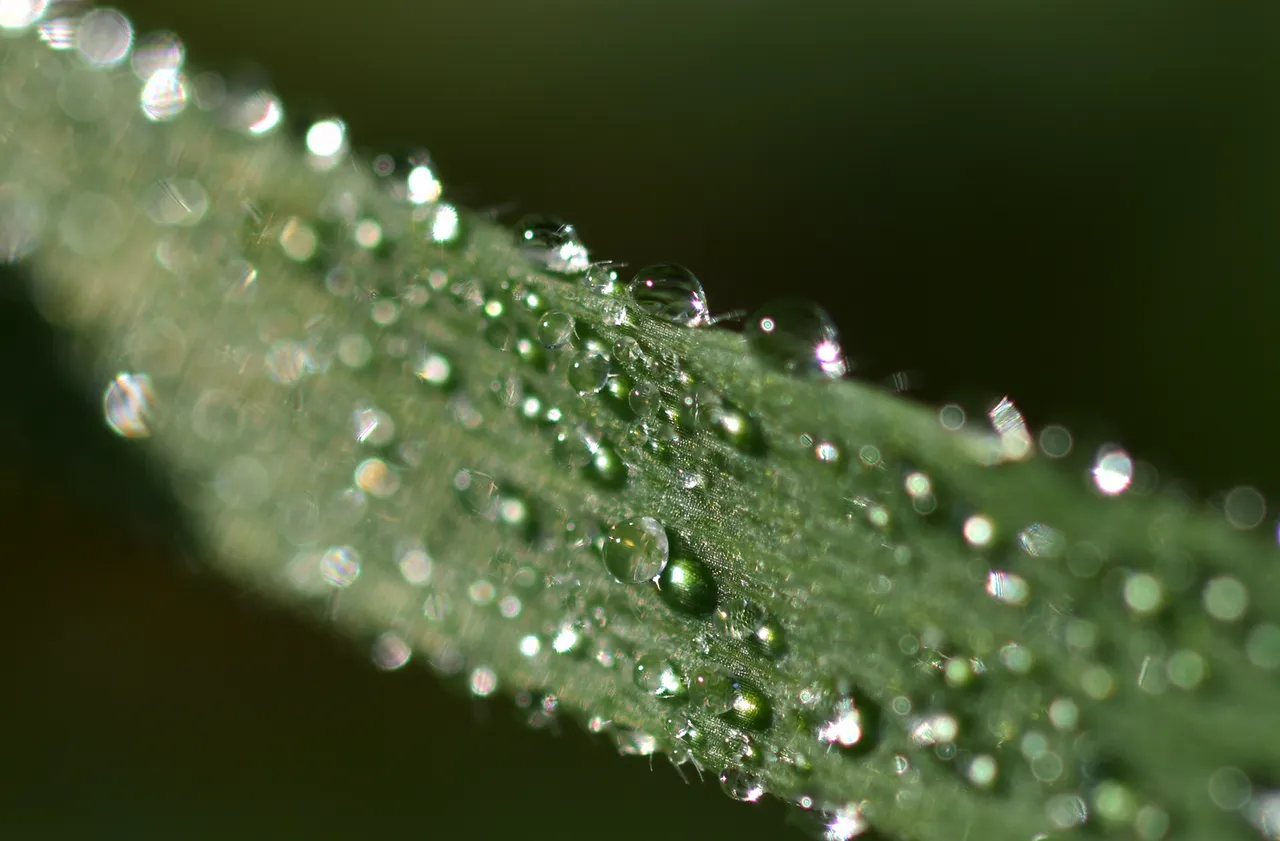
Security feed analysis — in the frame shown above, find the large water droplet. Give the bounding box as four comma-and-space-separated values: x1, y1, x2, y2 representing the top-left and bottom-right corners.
602, 517, 669, 584
719, 767, 765, 802
628, 264, 709, 326
567, 349, 611, 395
633, 654, 686, 699
537, 311, 575, 349
585, 441, 628, 489
517, 215, 589, 274
656, 555, 718, 617
746, 299, 847, 378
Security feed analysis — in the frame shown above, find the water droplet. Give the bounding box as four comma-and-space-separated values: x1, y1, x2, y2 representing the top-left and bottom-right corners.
715, 599, 787, 658
628, 381, 662, 418
628, 264, 709, 326
719, 767, 765, 802
746, 299, 847, 378
583, 262, 619, 295
537, 311, 575, 349
585, 441, 628, 489
553, 425, 598, 469
567, 350, 611, 395
816, 694, 877, 752
656, 555, 718, 617
103, 373, 156, 438
612, 335, 649, 371
723, 679, 774, 732
319, 545, 361, 588
633, 654, 685, 698
602, 517, 669, 583
517, 215, 589, 274
1093, 447, 1133, 495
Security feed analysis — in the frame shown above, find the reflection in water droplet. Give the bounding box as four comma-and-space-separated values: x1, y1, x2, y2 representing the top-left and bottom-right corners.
746, 299, 847, 378
537, 311, 575, 348
657, 555, 719, 616
634, 654, 685, 698
719, 767, 765, 802
1093, 447, 1133, 495
583, 262, 619, 294
816, 694, 874, 751
517, 215, 590, 274
103, 373, 156, 438
319, 545, 361, 588
715, 600, 787, 659
724, 679, 774, 732
603, 517, 669, 583
371, 632, 412, 670
628, 264, 709, 326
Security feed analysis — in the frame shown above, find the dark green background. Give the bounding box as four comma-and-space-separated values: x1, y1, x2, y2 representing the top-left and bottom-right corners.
5, 0, 1280, 838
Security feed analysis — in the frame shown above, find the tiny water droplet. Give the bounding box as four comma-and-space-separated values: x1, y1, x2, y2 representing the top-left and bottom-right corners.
628, 264, 709, 326
634, 654, 686, 698
537, 311, 575, 348
656, 555, 718, 616
517, 215, 589, 274
567, 350, 612, 395
816, 693, 878, 753
746, 299, 847, 378
603, 517, 670, 584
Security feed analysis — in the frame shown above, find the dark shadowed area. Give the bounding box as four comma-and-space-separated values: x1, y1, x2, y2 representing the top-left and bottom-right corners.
4, 0, 1280, 838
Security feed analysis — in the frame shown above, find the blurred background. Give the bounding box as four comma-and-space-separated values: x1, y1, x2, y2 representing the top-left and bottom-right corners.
5, 0, 1280, 838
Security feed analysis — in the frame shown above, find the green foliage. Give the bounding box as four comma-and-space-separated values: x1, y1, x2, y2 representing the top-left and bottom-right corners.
3, 18, 1279, 841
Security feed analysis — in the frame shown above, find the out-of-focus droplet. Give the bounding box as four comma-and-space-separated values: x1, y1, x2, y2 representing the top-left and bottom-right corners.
986, 570, 1030, 605
517, 215, 589, 274
76, 7, 132, 68
139, 67, 188, 121
372, 632, 412, 670
746, 299, 847, 378
537, 311, 575, 349
0, 184, 44, 263
306, 117, 347, 166
103, 372, 156, 438
130, 29, 183, 79
144, 177, 207, 226
628, 264, 709, 326
319, 545, 360, 588
1224, 485, 1266, 530
1093, 447, 1133, 495
602, 516, 669, 584
0, 1, 48, 31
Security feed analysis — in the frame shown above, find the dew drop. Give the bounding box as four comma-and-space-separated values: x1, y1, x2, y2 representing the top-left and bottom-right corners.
319, 545, 361, 588
537, 311, 575, 349
567, 349, 611, 395
585, 441, 628, 489
583, 262, 619, 295
715, 599, 788, 658
723, 679, 774, 732
517, 215, 589, 274
746, 299, 847, 378
602, 517, 669, 584
628, 381, 662, 418
628, 263, 709, 326
816, 694, 876, 752
719, 767, 765, 802
103, 372, 156, 438
633, 654, 686, 698
656, 555, 718, 616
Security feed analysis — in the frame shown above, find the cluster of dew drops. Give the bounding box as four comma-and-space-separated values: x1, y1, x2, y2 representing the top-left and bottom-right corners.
12, 4, 1274, 840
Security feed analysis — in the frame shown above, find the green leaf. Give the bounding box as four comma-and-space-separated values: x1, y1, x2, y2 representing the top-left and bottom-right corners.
3, 15, 1278, 841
